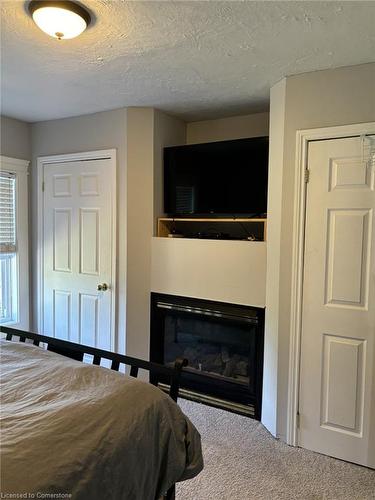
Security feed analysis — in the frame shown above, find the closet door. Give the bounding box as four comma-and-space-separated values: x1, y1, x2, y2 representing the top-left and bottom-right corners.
43, 157, 115, 350
299, 136, 375, 468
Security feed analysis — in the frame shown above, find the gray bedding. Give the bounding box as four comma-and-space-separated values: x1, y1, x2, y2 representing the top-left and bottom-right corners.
0, 339, 203, 499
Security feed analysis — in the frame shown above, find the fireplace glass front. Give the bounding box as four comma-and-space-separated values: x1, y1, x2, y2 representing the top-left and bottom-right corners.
164, 314, 255, 391
150, 293, 264, 419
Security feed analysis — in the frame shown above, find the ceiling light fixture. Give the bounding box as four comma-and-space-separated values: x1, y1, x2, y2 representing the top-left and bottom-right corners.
28, 1, 91, 40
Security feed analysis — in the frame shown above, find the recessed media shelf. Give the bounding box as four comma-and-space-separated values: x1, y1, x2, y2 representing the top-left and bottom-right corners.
157, 217, 267, 241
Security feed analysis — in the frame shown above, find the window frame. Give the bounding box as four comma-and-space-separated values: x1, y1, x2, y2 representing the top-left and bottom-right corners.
0, 156, 29, 330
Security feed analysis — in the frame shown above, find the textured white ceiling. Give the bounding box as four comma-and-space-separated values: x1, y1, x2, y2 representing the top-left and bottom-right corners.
1, 1, 374, 123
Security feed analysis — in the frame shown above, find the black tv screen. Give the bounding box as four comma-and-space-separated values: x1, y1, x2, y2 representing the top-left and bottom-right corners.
164, 136, 269, 216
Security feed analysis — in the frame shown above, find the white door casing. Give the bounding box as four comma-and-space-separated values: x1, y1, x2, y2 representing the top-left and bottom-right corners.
37, 150, 116, 350
298, 135, 375, 467
287, 123, 375, 447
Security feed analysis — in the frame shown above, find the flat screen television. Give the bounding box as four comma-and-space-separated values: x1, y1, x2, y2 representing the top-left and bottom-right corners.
164, 136, 269, 216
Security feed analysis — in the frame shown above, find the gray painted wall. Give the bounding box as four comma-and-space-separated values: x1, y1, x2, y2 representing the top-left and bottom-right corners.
125, 108, 154, 360
4, 60, 373, 441
30, 109, 128, 351
0, 115, 31, 160
266, 62, 375, 440
186, 112, 269, 144
262, 79, 286, 436
30, 107, 186, 361
126, 108, 186, 361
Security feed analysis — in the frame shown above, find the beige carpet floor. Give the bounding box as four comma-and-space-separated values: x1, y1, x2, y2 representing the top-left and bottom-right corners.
177, 399, 375, 500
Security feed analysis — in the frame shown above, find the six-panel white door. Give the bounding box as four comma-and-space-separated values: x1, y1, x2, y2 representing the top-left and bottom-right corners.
299, 136, 375, 468
42, 158, 115, 350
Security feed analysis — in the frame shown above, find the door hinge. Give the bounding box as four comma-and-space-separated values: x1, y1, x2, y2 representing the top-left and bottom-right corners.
296, 411, 301, 429
304, 169, 310, 183
42, 181, 45, 192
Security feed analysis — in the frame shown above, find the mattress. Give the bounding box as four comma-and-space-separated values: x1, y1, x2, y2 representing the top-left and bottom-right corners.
0, 339, 203, 499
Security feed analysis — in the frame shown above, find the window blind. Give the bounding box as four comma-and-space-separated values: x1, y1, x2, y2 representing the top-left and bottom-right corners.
0, 172, 16, 253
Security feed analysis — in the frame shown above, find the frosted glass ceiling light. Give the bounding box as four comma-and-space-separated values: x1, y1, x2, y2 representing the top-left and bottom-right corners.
29, 1, 91, 40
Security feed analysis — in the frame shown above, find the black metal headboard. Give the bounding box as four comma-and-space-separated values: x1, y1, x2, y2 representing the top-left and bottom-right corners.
1, 326, 188, 403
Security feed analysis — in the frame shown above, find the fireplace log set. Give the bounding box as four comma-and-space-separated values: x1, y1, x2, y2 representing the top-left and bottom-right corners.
167, 340, 249, 383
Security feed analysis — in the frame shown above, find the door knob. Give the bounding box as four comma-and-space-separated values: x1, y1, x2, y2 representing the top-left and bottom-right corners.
97, 283, 109, 292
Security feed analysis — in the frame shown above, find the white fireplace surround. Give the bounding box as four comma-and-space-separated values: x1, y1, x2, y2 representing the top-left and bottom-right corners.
151, 237, 266, 308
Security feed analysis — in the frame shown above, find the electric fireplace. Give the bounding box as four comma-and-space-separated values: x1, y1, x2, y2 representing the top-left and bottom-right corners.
150, 293, 264, 419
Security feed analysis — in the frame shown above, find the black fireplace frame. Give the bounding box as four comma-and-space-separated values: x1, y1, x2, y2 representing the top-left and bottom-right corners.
150, 293, 264, 420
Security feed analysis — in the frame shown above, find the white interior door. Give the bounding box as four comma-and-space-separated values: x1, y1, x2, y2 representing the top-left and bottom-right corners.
299, 135, 375, 468
42, 157, 115, 350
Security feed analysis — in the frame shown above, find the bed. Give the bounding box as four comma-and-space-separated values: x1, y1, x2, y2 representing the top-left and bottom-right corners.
0, 327, 203, 500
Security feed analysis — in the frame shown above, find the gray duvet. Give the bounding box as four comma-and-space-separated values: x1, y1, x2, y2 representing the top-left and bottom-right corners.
0, 340, 203, 499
